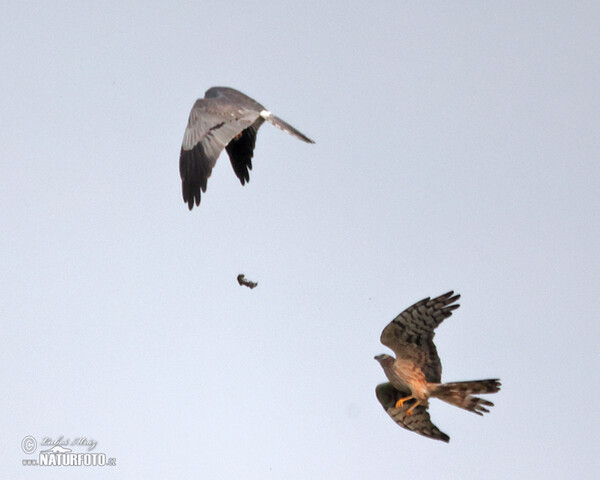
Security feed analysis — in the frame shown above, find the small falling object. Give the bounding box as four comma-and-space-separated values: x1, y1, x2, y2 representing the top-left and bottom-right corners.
237, 274, 258, 289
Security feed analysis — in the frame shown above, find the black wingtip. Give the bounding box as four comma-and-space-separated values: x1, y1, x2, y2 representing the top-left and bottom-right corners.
182, 179, 200, 210
180, 144, 213, 211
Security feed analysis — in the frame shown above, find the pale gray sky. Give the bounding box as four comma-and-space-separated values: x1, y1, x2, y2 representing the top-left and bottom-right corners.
2, 1, 599, 479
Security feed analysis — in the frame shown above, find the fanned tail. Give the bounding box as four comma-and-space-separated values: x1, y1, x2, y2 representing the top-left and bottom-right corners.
432, 379, 501, 416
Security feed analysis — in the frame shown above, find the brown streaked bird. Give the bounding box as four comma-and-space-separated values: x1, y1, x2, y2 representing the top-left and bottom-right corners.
374, 291, 501, 442
179, 86, 315, 210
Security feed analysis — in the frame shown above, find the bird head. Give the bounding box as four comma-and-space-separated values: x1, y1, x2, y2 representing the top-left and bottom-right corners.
374, 354, 394, 365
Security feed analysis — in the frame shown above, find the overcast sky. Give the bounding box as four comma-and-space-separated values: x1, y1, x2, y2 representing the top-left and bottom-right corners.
2, 1, 599, 479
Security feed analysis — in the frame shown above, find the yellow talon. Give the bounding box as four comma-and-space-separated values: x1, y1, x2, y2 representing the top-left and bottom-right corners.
395, 395, 414, 409
406, 400, 422, 416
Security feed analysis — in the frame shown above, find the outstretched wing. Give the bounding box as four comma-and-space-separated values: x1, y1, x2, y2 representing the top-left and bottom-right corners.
376, 383, 450, 443
225, 118, 265, 185
380, 291, 460, 382
179, 93, 261, 209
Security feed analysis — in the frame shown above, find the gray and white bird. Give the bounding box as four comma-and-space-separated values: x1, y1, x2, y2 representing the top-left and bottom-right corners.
179, 87, 314, 210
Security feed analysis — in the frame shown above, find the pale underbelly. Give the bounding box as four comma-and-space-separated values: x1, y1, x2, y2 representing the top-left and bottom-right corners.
390, 360, 430, 400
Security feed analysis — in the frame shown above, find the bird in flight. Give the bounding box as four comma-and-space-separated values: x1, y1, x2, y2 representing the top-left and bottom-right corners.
374, 291, 501, 442
179, 87, 314, 209
237, 274, 258, 289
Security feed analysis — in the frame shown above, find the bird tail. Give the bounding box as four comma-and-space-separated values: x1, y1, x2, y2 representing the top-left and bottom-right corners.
431, 379, 501, 415
260, 111, 315, 144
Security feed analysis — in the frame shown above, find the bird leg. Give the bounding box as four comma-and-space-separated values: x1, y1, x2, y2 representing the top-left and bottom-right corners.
395, 395, 414, 409
406, 400, 422, 416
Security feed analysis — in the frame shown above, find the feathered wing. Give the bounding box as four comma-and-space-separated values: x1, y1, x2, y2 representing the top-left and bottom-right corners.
179, 98, 260, 209
225, 118, 265, 185
380, 291, 460, 382
376, 383, 450, 443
